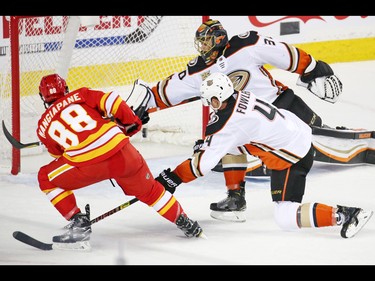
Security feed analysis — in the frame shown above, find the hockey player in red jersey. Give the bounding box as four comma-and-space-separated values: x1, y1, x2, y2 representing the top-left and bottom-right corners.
36, 74, 204, 249
155, 72, 373, 239
131, 19, 344, 222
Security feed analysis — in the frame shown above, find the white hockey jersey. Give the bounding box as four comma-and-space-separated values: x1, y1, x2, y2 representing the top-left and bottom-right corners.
173, 91, 312, 182
151, 30, 312, 109
149, 30, 375, 167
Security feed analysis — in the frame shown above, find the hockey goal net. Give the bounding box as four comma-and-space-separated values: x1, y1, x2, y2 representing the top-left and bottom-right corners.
0, 16, 204, 175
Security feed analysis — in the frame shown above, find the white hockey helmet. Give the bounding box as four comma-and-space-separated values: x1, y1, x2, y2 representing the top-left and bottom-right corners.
200, 72, 234, 110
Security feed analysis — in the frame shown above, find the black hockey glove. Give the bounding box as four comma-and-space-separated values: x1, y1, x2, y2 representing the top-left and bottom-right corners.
133, 105, 150, 125
193, 139, 204, 154
140, 110, 150, 125
155, 168, 182, 194
123, 106, 150, 137
300, 60, 334, 83
124, 119, 142, 137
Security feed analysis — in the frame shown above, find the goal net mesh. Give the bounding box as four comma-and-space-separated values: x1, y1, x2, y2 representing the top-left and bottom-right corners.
0, 16, 203, 172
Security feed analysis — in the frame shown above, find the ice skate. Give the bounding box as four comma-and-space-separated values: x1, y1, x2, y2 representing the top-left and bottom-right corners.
210, 183, 246, 222
336, 205, 373, 238
176, 214, 206, 239
53, 207, 92, 250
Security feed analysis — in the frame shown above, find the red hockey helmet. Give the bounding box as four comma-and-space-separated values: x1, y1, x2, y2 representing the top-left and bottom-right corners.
39, 74, 68, 105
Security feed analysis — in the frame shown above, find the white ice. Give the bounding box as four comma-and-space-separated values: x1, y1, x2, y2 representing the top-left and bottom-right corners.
1, 60, 375, 265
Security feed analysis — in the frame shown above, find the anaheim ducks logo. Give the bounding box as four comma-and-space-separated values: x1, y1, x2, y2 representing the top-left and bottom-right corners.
227, 70, 251, 91
201, 70, 250, 90
207, 113, 219, 126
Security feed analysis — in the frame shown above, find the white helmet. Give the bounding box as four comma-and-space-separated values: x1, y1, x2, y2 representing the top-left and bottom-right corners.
200, 72, 234, 110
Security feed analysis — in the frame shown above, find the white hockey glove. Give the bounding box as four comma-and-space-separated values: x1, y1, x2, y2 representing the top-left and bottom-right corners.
297, 60, 343, 104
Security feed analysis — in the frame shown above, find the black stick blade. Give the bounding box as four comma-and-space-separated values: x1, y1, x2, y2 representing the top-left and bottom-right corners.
13, 231, 53, 251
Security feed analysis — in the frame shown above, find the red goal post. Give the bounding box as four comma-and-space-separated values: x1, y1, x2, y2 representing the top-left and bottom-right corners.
0, 16, 207, 175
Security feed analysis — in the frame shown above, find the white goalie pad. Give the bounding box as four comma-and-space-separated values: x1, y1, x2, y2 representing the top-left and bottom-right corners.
297, 75, 343, 104
312, 131, 375, 165
243, 127, 375, 178
123, 79, 152, 113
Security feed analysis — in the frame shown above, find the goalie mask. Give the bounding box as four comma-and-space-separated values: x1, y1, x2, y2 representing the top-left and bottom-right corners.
194, 19, 228, 65
39, 74, 69, 107
200, 72, 234, 111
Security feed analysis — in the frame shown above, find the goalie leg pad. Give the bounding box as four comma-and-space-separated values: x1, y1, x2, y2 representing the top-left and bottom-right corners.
312, 131, 375, 165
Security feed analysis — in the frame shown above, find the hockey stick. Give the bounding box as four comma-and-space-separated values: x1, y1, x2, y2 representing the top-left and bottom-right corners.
62, 197, 139, 229
2, 120, 42, 149
13, 197, 140, 251
90, 197, 139, 224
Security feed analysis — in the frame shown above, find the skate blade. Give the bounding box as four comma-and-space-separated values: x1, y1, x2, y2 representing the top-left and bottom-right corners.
198, 231, 208, 240
343, 209, 373, 238
210, 210, 246, 222
52, 240, 92, 251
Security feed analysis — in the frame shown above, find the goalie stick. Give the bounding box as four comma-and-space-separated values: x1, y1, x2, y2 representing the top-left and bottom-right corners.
312, 125, 375, 139
13, 198, 139, 251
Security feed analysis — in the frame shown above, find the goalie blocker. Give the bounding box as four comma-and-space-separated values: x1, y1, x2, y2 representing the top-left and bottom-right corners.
122, 79, 152, 138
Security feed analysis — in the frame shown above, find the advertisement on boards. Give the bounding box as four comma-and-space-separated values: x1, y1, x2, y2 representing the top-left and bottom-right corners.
1, 16, 374, 59
214, 16, 375, 43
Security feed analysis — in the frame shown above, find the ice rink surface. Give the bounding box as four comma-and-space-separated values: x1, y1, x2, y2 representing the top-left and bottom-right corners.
0, 60, 375, 266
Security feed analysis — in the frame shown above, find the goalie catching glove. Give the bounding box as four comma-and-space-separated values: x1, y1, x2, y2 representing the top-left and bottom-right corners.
155, 168, 182, 194
297, 60, 343, 104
